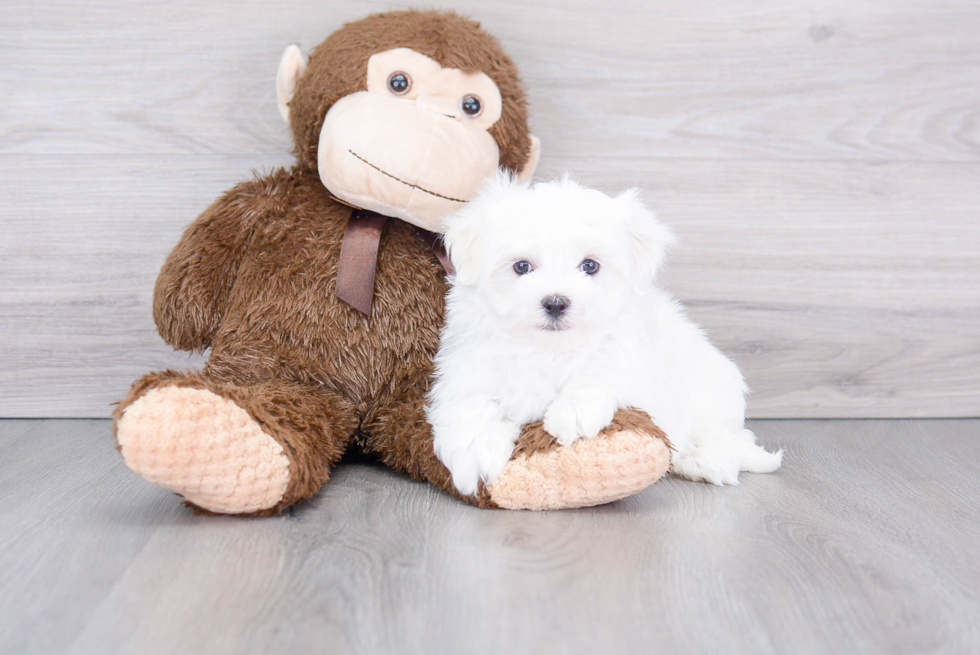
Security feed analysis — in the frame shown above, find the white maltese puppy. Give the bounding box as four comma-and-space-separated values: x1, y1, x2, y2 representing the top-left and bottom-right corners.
427, 174, 782, 496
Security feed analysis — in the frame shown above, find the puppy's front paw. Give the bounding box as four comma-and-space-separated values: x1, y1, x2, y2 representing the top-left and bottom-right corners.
543, 404, 580, 446
435, 420, 520, 496
543, 391, 618, 446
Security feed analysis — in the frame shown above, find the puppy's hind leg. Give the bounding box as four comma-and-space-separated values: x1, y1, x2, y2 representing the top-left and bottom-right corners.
671, 428, 782, 486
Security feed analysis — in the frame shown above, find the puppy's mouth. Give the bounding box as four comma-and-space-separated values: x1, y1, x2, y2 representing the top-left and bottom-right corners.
541, 320, 570, 332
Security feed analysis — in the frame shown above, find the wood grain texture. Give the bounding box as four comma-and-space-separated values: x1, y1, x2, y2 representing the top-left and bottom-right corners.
1, 419, 978, 654
1, 0, 978, 417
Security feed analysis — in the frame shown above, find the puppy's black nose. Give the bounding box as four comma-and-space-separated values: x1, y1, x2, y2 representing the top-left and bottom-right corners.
542, 295, 570, 319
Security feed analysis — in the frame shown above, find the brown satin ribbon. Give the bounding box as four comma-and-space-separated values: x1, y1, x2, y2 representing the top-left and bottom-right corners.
414, 226, 456, 276
335, 207, 454, 316
335, 209, 388, 315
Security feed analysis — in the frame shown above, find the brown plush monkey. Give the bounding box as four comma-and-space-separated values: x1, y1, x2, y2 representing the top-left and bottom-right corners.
113, 10, 670, 515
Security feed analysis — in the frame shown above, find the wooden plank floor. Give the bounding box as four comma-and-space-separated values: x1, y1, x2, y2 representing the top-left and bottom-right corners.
1, 419, 977, 654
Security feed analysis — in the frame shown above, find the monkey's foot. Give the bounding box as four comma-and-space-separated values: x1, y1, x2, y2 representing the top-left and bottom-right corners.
116, 386, 291, 514
484, 409, 671, 510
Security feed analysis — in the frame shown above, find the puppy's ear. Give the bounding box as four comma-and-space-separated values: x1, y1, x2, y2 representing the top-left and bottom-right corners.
444, 170, 523, 286
443, 208, 485, 287
616, 189, 676, 292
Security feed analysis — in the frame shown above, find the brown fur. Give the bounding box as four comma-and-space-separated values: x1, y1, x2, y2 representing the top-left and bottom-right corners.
288, 10, 533, 174
129, 163, 453, 513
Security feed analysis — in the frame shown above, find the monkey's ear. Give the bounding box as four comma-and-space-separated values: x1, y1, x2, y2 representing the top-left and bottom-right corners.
517, 135, 541, 184
276, 45, 308, 123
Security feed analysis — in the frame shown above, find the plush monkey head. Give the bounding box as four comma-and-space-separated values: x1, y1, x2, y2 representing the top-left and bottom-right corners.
276, 10, 541, 232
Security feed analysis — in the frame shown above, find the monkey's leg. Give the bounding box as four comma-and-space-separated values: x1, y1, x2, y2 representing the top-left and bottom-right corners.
363, 384, 671, 510
113, 370, 358, 515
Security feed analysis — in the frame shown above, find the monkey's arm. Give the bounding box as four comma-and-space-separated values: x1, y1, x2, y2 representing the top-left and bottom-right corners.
153, 174, 283, 351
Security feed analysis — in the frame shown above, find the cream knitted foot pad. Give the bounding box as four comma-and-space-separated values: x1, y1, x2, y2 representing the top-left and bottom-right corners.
487, 429, 671, 510
116, 386, 290, 514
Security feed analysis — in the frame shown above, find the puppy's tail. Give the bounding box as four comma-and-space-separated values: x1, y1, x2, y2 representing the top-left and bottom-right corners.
736, 429, 783, 473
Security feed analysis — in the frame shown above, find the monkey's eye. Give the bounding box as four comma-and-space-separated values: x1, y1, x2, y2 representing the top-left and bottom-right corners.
387, 72, 412, 95
460, 95, 483, 118
579, 259, 600, 275
513, 260, 533, 275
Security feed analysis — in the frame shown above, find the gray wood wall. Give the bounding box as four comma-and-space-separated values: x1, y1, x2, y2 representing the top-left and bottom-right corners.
1, 0, 978, 418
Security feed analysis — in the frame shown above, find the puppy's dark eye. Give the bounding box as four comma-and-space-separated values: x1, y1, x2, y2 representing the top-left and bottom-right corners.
387, 72, 411, 95
460, 95, 482, 117
579, 259, 600, 275
513, 260, 533, 275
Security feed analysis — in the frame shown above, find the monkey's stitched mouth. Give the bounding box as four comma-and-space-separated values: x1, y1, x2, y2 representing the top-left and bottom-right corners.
348, 150, 467, 204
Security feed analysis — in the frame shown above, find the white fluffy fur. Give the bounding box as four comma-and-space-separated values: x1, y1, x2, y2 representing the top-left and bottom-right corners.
427, 174, 782, 496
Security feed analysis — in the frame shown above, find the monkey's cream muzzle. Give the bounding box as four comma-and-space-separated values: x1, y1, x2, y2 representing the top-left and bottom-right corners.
317, 91, 500, 232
